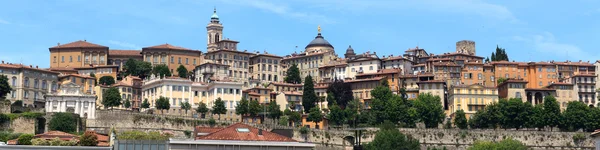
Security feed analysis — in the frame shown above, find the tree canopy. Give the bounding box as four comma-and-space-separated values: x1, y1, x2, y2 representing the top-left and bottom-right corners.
414, 93, 445, 128
468, 138, 527, 150
123, 99, 131, 109
248, 99, 262, 117
141, 99, 150, 109
284, 64, 302, 84
454, 109, 468, 129
49, 112, 77, 133
235, 97, 249, 116
102, 87, 122, 109
490, 45, 509, 61
152, 64, 172, 78
196, 102, 209, 117
123, 58, 153, 79
0, 75, 12, 100
364, 127, 420, 150
79, 132, 98, 146
212, 98, 227, 119
267, 100, 282, 120
180, 101, 191, 115
155, 96, 170, 114
302, 75, 317, 113
307, 107, 323, 125
176, 65, 188, 78
98, 76, 115, 86
326, 79, 353, 109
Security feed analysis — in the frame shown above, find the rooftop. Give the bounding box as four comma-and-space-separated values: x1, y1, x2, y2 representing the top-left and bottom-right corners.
50, 40, 108, 49
196, 123, 296, 142
109, 50, 142, 56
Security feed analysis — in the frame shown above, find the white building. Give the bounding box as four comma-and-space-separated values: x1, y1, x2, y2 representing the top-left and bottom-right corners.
45, 82, 97, 119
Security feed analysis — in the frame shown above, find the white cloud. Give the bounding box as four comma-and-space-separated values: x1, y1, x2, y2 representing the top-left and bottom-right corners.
108, 40, 141, 49
218, 0, 335, 24
513, 32, 598, 61
0, 19, 10, 24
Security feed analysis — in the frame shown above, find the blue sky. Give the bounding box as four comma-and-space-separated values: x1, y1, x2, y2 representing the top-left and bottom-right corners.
1, 0, 599, 68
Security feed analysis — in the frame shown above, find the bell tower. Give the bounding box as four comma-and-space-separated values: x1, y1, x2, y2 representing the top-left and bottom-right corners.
207, 7, 223, 52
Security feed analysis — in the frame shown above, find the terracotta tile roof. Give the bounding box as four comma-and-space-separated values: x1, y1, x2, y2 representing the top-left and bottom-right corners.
113, 81, 132, 87
269, 82, 303, 87
497, 79, 528, 87
50, 40, 108, 49
34, 131, 78, 141
7, 139, 16, 145
282, 91, 303, 96
345, 76, 385, 83
453, 83, 496, 89
0, 63, 60, 74
85, 131, 110, 147
382, 56, 406, 61
205, 49, 256, 55
355, 69, 401, 77
74, 65, 119, 70
282, 51, 328, 60
144, 43, 192, 50
490, 61, 521, 65
49, 67, 77, 71
553, 61, 594, 67
432, 62, 461, 67
59, 74, 95, 79
549, 82, 573, 86
196, 123, 296, 142
109, 50, 142, 56
195, 127, 224, 135
250, 53, 283, 58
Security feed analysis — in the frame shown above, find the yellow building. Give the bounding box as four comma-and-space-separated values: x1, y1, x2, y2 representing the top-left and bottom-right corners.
448, 84, 498, 119
0, 62, 59, 108
275, 91, 303, 112
141, 76, 243, 120
399, 75, 420, 99
417, 80, 447, 111
249, 53, 283, 86
548, 82, 576, 110
195, 62, 230, 83
268, 82, 303, 93
141, 44, 202, 77
58, 74, 96, 95
49, 40, 109, 68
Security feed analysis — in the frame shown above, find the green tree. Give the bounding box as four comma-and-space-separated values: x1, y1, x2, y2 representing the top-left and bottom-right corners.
123, 99, 131, 110
279, 116, 289, 126
248, 99, 262, 117
267, 100, 282, 121
152, 64, 171, 78
496, 78, 507, 85
180, 101, 191, 116
364, 127, 420, 150
176, 65, 188, 78
141, 99, 150, 109
370, 83, 395, 124
49, 112, 77, 133
196, 102, 209, 118
327, 104, 346, 126
454, 109, 468, 129
414, 93, 445, 128
499, 98, 532, 130
17, 134, 33, 145
284, 108, 302, 125
0, 75, 12, 100
585, 107, 600, 132
468, 138, 526, 150
528, 104, 545, 129
102, 87, 122, 109
307, 107, 323, 126
98, 76, 115, 86
212, 98, 227, 119
235, 97, 249, 116
489, 45, 510, 62
79, 132, 98, 146
302, 75, 317, 113
543, 96, 561, 130
560, 101, 589, 131
123, 58, 153, 79
284, 64, 301, 84
491, 52, 496, 61
155, 96, 171, 114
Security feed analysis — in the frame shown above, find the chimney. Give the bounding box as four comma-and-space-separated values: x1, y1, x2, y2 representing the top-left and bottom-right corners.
29, 65, 32, 68
1, 60, 3, 64
36, 66, 38, 68
258, 129, 263, 136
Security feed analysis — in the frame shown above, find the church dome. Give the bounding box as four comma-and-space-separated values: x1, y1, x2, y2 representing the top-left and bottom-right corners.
305, 33, 334, 49
211, 8, 219, 19
346, 45, 355, 54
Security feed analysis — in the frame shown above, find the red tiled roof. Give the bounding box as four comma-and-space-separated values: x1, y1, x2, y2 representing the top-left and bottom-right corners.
355, 69, 401, 77
59, 74, 95, 79
0, 63, 60, 74
109, 50, 142, 56
7, 139, 16, 145
270, 82, 303, 87
251, 53, 283, 58
205, 49, 256, 55
113, 81, 132, 87
50, 40, 108, 49
85, 131, 110, 147
453, 84, 496, 89
144, 43, 191, 50
34, 131, 78, 141
345, 76, 385, 83
74, 65, 119, 70
196, 123, 296, 142
282, 91, 303, 96
282, 51, 328, 60
196, 127, 224, 134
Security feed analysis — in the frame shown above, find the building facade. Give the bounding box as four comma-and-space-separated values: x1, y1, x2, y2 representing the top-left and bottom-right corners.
49, 40, 109, 68
0, 63, 59, 107
448, 84, 498, 119
45, 82, 97, 119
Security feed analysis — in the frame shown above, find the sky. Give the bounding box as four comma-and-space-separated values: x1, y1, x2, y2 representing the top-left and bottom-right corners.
0, 0, 599, 68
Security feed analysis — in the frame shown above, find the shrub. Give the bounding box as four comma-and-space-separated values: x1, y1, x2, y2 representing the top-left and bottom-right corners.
31, 138, 49, 145
79, 132, 98, 146
59, 140, 77, 146
17, 134, 33, 145
299, 126, 309, 135
118, 131, 171, 141
208, 118, 216, 127
183, 130, 192, 138
49, 137, 62, 146
573, 133, 586, 144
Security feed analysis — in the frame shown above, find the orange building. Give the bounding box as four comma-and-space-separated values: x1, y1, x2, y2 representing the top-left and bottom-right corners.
49, 40, 109, 68
461, 61, 484, 85
108, 50, 143, 71
431, 62, 461, 86
141, 44, 203, 76
355, 68, 401, 94
525, 62, 559, 89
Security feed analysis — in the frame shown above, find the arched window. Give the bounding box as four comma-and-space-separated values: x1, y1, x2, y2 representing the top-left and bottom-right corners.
215, 33, 220, 43
11, 77, 16, 86
24, 77, 29, 87
42, 81, 47, 90
34, 79, 39, 89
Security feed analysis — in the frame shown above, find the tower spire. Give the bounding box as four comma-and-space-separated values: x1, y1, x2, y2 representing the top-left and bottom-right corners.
317, 25, 321, 33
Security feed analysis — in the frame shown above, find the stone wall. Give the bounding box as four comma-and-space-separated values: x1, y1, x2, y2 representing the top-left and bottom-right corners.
291, 128, 596, 150
10, 117, 36, 134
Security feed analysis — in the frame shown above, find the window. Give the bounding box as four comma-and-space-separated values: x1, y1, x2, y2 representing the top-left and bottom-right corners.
53, 56, 57, 63
171, 56, 174, 63
69, 56, 72, 62
186, 58, 189, 65
178, 58, 181, 64
61, 56, 64, 62
78, 56, 81, 62
478, 73, 482, 80
369, 66, 373, 71
193, 59, 196, 65
11, 77, 16, 86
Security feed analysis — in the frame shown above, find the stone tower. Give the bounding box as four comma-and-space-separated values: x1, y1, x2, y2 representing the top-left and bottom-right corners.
207, 8, 223, 52
456, 40, 476, 55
